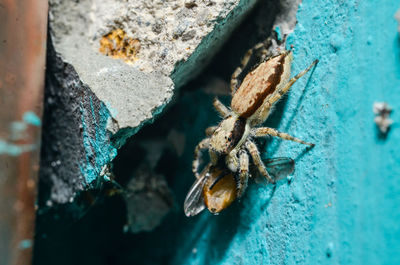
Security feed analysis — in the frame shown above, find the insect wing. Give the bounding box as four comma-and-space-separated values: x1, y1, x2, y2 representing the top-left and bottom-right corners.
184, 173, 209, 217
265, 157, 295, 181
254, 157, 295, 183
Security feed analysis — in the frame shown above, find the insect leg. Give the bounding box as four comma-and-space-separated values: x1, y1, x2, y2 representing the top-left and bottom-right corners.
226, 148, 239, 173
230, 42, 267, 94
205, 126, 218, 136
237, 150, 249, 198
253, 127, 314, 147
245, 140, 274, 183
213, 98, 229, 117
264, 59, 319, 112
192, 138, 210, 179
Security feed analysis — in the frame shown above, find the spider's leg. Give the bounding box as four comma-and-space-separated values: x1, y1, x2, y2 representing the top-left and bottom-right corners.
209, 149, 219, 167
225, 149, 239, 173
192, 138, 210, 179
230, 42, 268, 94
253, 127, 314, 147
263, 59, 318, 115
205, 126, 218, 137
245, 140, 274, 183
237, 150, 249, 198
213, 98, 229, 117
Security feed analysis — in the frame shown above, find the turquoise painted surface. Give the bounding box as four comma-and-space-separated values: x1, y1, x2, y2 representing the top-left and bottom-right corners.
18, 239, 33, 250
173, 1, 400, 264
79, 97, 117, 184
0, 140, 35, 156
0, 111, 40, 155
23, 111, 41, 126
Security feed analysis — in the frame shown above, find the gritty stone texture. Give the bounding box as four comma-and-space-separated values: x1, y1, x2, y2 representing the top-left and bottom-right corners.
273, 0, 301, 36
87, 0, 252, 76
38, 37, 116, 204
115, 136, 178, 234
125, 163, 173, 233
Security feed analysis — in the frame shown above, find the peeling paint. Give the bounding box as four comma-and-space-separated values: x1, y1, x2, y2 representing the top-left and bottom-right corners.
9, 121, 27, 140
275, 26, 282, 41
0, 140, 36, 156
104, 101, 118, 118
18, 239, 33, 250
0, 112, 41, 156
23, 111, 41, 126
79, 96, 117, 184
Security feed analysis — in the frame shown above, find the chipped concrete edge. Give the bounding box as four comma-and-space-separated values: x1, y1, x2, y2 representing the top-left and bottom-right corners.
171, 0, 259, 88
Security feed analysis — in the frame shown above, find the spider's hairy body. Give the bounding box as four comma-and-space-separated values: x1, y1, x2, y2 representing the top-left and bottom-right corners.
231, 51, 292, 122
208, 51, 295, 171
209, 115, 248, 155
187, 41, 318, 215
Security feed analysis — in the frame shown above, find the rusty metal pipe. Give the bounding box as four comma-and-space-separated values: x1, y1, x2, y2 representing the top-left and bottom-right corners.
0, 0, 48, 264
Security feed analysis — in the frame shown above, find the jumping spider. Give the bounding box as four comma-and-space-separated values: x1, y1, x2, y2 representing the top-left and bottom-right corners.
192, 41, 318, 199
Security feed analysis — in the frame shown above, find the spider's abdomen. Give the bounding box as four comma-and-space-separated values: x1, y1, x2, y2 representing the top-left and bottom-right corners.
231, 51, 293, 120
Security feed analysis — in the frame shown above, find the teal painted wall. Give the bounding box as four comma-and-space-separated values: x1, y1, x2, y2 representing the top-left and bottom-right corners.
173, 1, 400, 264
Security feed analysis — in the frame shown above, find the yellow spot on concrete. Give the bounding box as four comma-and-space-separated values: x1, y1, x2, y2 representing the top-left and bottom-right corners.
99, 29, 140, 63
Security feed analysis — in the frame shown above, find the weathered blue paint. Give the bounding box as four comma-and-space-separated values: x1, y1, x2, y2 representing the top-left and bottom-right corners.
9, 121, 27, 141
0, 112, 40, 155
275, 26, 282, 42
23, 111, 41, 126
18, 239, 33, 250
79, 96, 117, 184
173, 1, 400, 264
104, 101, 118, 118
0, 140, 35, 156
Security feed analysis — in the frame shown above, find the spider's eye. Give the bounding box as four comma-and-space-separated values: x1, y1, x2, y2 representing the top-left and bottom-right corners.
227, 137, 231, 142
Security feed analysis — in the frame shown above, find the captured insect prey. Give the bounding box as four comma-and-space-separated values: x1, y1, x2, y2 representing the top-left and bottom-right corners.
184, 157, 295, 217
186, 38, 318, 216
184, 164, 235, 217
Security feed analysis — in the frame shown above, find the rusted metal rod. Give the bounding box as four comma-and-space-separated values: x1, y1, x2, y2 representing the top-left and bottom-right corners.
0, 0, 48, 264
